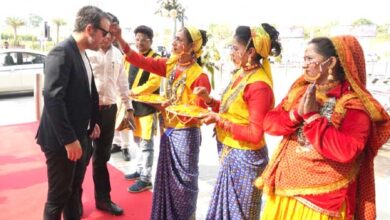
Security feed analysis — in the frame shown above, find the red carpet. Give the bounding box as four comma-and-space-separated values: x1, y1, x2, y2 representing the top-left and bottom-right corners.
0, 122, 152, 220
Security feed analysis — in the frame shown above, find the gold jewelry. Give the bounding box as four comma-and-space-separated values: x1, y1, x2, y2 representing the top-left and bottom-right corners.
219, 69, 257, 113
243, 63, 260, 72
289, 110, 300, 124
303, 69, 321, 82
315, 80, 340, 92
245, 58, 252, 67
304, 113, 322, 124
177, 58, 195, 67
327, 68, 334, 81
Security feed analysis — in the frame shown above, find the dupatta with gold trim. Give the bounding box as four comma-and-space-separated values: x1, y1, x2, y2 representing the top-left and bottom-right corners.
261, 36, 390, 219
332, 36, 390, 220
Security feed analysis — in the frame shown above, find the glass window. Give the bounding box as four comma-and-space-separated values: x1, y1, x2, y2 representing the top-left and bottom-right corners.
1, 52, 45, 66
1, 52, 17, 66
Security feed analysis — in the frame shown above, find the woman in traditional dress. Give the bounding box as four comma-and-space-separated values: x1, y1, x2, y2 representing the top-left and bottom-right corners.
111, 25, 210, 220
258, 36, 390, 220
194, 24, 281, 219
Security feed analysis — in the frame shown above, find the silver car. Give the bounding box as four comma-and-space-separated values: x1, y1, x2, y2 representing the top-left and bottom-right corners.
0, 49, 46, 95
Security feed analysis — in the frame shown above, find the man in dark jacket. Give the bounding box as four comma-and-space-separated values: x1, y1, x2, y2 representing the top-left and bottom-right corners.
36, 6, 109, 220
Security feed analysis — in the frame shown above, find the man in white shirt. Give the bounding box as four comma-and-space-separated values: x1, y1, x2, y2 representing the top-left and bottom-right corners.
86, 13, 134, 216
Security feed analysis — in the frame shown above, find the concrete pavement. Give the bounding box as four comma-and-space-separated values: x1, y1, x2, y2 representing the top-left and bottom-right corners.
110, 125, 390, 220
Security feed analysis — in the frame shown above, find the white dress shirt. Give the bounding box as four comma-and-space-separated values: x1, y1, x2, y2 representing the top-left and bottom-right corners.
87, 46, 132, 110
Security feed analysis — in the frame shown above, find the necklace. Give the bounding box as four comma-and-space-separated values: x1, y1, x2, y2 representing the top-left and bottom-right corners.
315, 81, 340, 92
165, 63, 193, 104
176, 62, 193, 71
219, 68, 258, 113
243, 63, 260, 72
177, 57, 196, 67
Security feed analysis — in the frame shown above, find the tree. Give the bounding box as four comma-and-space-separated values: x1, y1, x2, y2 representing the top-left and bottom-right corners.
377, 24, 390, 40
52, 18, 67, 44
202, 44, 221, 89
207, 24, 232, 42
5, 17, 26, 46
305, 21, 339, 38
352, 18, 374, 26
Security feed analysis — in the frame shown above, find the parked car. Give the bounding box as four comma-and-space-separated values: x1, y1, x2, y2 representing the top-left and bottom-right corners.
0, 49, 46, 95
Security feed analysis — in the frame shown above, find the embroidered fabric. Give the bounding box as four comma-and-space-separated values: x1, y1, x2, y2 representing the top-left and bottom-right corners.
219, 70, 257, 114
296, 97, 336, 152
165, 65, 190, 104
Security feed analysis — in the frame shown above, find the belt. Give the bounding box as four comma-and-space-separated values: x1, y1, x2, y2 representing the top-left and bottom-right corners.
98, 104, 116, 111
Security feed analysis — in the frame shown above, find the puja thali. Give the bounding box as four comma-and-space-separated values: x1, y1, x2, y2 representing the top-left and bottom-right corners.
131, 94, 168, 104
165, 104, 209, 118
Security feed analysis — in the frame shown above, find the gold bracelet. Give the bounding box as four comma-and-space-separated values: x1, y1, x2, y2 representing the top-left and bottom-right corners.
304, 113, 322, 124
289, 110, 299, 123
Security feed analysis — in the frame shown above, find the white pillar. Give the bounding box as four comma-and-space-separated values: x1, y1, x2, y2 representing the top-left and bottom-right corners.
34, 73, 43, 121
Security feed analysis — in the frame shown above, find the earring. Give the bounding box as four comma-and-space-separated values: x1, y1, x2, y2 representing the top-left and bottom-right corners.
245, 57, 252, 67
327, 68, 334, 81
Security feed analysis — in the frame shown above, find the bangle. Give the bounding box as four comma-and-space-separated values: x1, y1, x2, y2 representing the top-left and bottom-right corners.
304, 113, 322, 124
289, 109, 303, 124
122, 43, 130, 54
289, 110, 299, 123
217, 118, 231, 132
205, 97, 214, 106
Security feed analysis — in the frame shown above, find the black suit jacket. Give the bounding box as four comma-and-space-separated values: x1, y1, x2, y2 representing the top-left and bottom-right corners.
36, 36, 99, 152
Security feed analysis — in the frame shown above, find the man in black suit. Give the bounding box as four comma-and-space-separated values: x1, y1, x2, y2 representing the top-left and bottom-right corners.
36, 6, 110, 220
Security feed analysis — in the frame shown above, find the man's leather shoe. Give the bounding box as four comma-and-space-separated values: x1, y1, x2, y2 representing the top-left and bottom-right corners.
111, 144, 122, 153
122, 148, 130, 161
96, 200, 123, 216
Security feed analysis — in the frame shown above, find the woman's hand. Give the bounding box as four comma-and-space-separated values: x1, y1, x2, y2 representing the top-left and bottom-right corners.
193, 87, 211, 103
297, 93, 306, 117
109, 23, 122, 40
200, 112, 220, 125
303, 84, 320, 115
161, 101, 171, 109
110, 23, 131, 54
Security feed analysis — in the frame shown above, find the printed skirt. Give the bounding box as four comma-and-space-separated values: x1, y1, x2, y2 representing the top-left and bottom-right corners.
206, 142, 269, 220
151, 127, 201, 220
